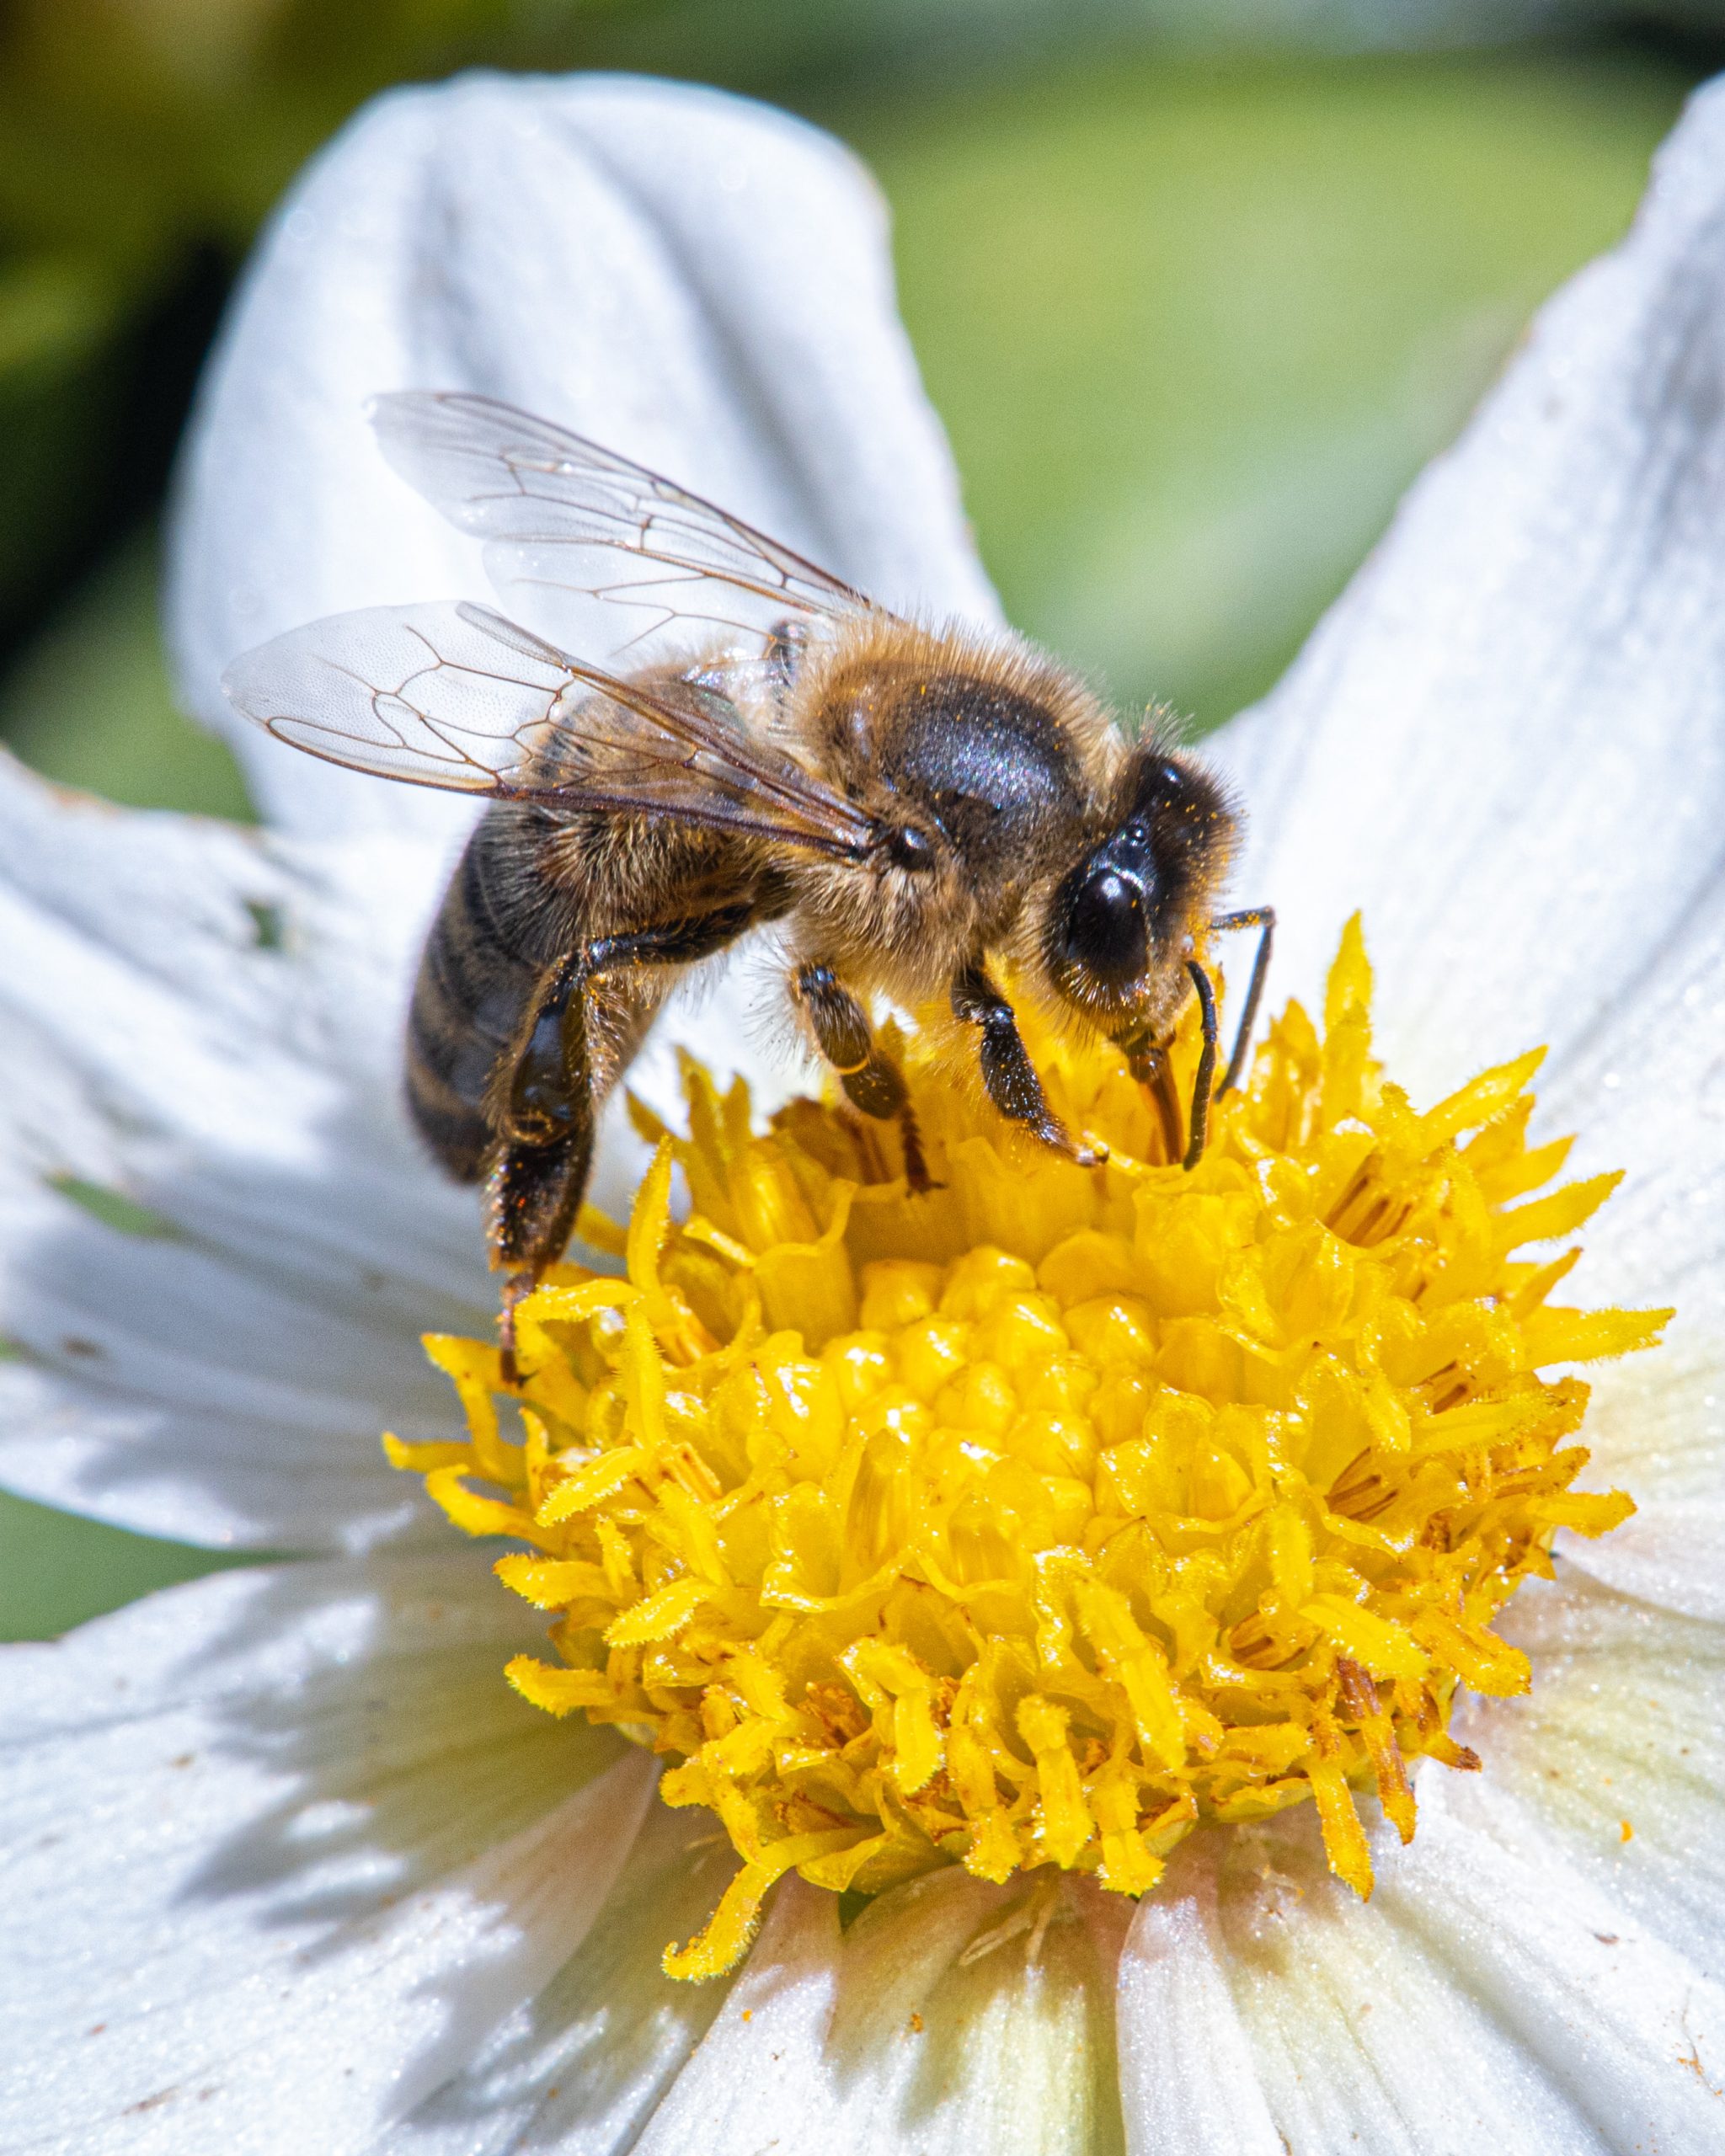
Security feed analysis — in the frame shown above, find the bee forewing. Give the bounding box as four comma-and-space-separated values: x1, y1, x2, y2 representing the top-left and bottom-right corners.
221, 598, 877, 855
220, 601, 569, 794
370, 391, 886, 660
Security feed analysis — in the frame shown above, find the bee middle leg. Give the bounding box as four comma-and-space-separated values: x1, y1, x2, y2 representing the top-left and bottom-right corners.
1210, 905, 1276, 1097
492, 901, 757, 1375
763, 618, 810, 704
793, 961, 937, 1193
950, 961, 1105, 1168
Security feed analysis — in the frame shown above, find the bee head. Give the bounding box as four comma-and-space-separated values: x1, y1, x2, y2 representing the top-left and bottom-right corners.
1044, 746, 1235, 1028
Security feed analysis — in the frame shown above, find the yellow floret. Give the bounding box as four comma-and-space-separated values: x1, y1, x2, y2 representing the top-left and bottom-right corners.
393, 916, 1666, 1981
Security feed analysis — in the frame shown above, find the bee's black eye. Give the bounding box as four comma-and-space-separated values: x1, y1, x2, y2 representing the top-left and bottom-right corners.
1065, 864, 1148, 987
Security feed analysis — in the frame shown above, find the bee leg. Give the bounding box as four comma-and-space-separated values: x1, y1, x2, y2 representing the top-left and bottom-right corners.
498, 1262, 553, 1389
764, 618, 811, 704
794, 962, 940, 1193
1209, 905, 1277, 1097
951, 961, 1106, 1168
490, 1124, 595, 1387
895, 1102, 935, 1195
489, 902, 761, 1380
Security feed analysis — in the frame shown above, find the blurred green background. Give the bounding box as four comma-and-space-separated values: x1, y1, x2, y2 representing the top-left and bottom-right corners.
0, 0, 1717, 1636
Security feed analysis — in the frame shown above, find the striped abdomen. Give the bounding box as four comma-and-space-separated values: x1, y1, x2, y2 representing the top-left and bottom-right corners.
405, 805, 574, 1182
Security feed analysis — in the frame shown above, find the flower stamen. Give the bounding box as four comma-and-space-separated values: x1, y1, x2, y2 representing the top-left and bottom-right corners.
395, 916, 1668, 1980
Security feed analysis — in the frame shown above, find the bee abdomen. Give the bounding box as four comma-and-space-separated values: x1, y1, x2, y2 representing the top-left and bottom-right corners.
405, 808, 569, 1182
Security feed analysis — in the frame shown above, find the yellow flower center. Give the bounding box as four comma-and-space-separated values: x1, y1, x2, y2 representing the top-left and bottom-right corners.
391, 917, 1667, 1982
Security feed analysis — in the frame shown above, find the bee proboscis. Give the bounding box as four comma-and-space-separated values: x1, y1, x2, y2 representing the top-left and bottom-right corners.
224, 394, 1273, 1371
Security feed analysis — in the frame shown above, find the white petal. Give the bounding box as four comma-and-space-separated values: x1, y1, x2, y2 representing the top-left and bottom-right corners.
1548, 1331, 1725, 1622
1483, 872, 1725, 1615
1462, 1568, 1725, 1972
625, 1878, 841, 2154
1372, 1794, 1725, 2150
387, 1802, 739, 2156
1136, 1834, 1574, 2153
0, 1554, 651, 2154
1204, 88, 1725, 1630
1558, 1495, 1725, 1621
635, 1869, 1129, 2154
1115, 1874, 1284, 2156
0, 755, 493, 1549
1210, 83, 1725, 1108
168, 70, 996, 840
1150, 1781, 1725, 2156
0, 731, 815, 1555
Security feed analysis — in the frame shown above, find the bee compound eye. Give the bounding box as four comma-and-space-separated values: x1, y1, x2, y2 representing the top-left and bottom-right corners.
1065, 864, 1149, 989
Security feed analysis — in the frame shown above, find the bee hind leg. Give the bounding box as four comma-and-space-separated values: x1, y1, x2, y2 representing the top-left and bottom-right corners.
950, 960, 1106, 1169
490, 1124, 595, 1386
489, 901, 762, 1382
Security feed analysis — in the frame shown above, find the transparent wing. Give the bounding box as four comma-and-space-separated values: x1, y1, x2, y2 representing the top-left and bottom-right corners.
222, 601, 878, 857
370, 391, 890, 654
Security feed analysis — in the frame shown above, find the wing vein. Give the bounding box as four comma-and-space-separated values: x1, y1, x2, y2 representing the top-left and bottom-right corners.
224, 598, 879, 857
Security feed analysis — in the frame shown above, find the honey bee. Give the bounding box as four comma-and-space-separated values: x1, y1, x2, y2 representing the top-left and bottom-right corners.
224, 394, 1273, 1367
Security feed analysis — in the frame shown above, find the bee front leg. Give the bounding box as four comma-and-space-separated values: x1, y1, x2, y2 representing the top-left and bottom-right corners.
793, 961, 937, 1193
951, 961, 1105, 1168
1182, 959, 1220, 1169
